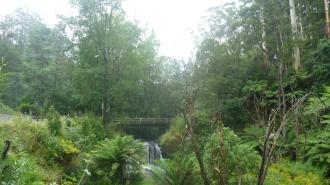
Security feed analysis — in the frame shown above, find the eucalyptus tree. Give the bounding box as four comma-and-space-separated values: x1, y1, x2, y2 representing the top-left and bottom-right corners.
69, 0, 124, 127
325, 0, 330, 38
69, 0, 160, 127
0, 37, 21, 107
289, 0, 301, 71
0, 10, 39, 108
0, 10, 77, 113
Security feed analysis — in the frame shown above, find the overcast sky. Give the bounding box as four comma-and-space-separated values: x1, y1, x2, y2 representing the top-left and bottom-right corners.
0, 0, 234, 59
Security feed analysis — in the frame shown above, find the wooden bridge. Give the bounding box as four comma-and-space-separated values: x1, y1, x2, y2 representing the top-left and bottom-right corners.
113, 118, 173, 140
113, 118, 173, 126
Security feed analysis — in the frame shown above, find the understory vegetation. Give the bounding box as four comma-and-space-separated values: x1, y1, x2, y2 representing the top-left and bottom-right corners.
1, 0, 330, 184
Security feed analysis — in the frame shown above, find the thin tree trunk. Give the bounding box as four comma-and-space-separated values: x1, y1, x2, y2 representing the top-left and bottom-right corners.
97, 7, 113, 130
180, 95, 211, 185
257, 95, 308, 185
289, 0, 301, 71
214, 113, 228, 185
188, 129, 210, 185
325, 0, 330, 38
101, 48, 111, 129
181, 65, 210, 185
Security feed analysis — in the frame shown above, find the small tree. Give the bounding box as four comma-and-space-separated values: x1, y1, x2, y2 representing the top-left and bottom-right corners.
46, 106, 62, 135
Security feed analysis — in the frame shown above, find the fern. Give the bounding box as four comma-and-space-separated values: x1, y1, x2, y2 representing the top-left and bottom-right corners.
240, 125, 265, 151
304, 86, 330, 125
302, 126, 330, 175
151, 155, 199, 185
90, 135, 145, 184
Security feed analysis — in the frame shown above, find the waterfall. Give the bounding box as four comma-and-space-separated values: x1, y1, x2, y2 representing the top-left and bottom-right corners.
144, 142, 163, 164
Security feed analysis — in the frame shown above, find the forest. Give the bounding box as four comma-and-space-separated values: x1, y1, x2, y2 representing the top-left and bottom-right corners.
0, 0, 330, 184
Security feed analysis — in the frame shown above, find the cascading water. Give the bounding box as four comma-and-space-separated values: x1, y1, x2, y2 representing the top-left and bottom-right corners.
144, 142, 163, 164
143, 142, 163, 172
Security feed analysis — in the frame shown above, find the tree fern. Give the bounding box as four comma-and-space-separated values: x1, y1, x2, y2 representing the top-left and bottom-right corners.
303, 126, 330, 175
151, 155, 199, 185
90, 135, 145, 185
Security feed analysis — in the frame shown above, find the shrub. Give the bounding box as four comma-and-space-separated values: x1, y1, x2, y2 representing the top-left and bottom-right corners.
302, 125, 330, 176
46, 106, 62, 135
160, 117, 186, 155
0, 152, 52, 184
204, 127, 261, 185
0, 101, 15, 114
57, 138, 80, 166
59, 138, 80, 155
265, 160, 328, 185
18, 103, 40, 117
63, 113, 104, 152
0, 116, 58, 163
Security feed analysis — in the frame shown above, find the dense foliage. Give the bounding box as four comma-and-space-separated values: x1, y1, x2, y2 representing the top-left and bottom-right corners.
1, 0, 330, 184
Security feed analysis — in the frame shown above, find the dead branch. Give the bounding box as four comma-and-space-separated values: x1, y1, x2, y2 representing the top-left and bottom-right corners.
257, 94, 308, 185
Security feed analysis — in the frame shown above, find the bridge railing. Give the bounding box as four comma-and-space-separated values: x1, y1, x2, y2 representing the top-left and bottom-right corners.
113, 118, 173, 125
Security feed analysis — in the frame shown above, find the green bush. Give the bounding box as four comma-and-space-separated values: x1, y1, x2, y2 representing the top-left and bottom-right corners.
0, 117, 57, 162
0, 151, 56, 184
59, 114, 105, 153
302, 126, 330, 175
0, 116, 80, 164
160, 117, 186, 155
204, 127, 261, 185
46, 106, 62, 135
18, 103, 40, 116
265, 160, 328, 185
0, 101, 15, 114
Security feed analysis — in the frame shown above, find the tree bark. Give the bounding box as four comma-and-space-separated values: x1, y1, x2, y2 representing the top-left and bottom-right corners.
325, 0, 330, 38
289, 0, 301, 71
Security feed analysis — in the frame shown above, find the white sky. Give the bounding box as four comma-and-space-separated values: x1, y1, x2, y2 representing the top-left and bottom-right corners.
0, 0, 234, 59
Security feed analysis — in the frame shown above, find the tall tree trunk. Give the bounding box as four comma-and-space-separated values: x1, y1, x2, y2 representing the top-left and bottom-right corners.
98, 7, 114, 130
289, 0, 301, 71
102, 95, 111, 130
261, 4, 270, 68
101, 49, 111, 130
325, 0, 330, 38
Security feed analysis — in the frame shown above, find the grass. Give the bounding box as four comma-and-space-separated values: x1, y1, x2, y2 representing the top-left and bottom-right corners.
141, 178, 156, 185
